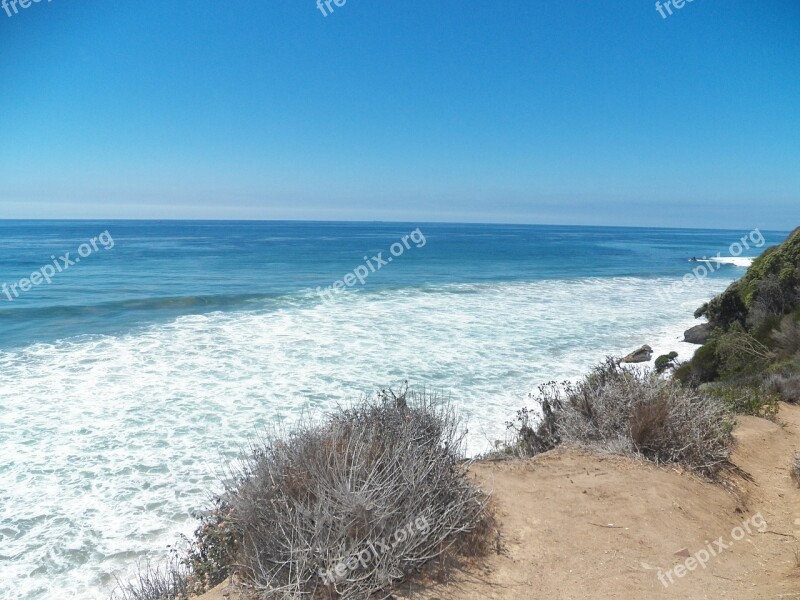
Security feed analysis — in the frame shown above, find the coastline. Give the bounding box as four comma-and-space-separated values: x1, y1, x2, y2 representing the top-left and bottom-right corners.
105, 278, 732, 599
152, 310, 721, 600
186, 370, 800, 600
1, 241, 776, 596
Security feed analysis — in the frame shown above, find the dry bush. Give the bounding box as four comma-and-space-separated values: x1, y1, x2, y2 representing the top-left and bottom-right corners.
773, 315, 800, 357
181, 495, 239, 594
770, 374, 800, 404
110, 556, 190, 600
792, 452, 800, 487
218, 387, 491, 599
507, 358, 734, 477
505, 398, 560, 457
629, 397, 671, 451
748, 274, 791, 330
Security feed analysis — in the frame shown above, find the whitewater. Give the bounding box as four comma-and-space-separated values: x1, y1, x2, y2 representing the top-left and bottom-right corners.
0, 221, 788, 599
0, 276, 734, 599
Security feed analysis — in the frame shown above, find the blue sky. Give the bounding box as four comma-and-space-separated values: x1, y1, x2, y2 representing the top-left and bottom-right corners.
0, 0, 798, 228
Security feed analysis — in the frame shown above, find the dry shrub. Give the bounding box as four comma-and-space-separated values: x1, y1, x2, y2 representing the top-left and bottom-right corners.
771, 374, 800, 403
773, 315, 800, 357
506, 400, 560, 457
792, 451, 800, 487
219, 387, 491, 599
507, 358, 734, 477
110, 556, 190, 600
181, 495, 239, 594
629, 397, 671, 451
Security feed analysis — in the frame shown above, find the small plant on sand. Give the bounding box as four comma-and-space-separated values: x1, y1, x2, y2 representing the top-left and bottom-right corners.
507, 358, 734, 477
181, 495, 239, 595
505, 394, 560, 456
110, 555, 190, 600
792, 451, 800, 487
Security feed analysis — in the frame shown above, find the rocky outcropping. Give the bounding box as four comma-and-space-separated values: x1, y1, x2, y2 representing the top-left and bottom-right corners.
684, 324, 711, 345
622, 344, 653, 363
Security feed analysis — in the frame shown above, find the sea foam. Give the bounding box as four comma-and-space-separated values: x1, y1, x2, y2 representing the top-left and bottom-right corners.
0, 276, 733, 599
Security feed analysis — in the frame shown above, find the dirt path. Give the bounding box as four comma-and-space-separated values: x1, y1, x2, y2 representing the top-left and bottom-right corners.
200, 404, 800, 600
396, 403, 800, 599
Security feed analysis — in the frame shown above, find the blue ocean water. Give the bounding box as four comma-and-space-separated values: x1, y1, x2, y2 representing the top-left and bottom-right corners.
0, 221, 787, 349
0, 221, 791, 599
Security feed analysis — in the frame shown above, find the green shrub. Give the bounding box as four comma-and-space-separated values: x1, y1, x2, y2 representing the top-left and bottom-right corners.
673, 361, 693, 385
654, 351, 679, 374
684, 339, 721, 384
770, 356, 800, 375
695, 285, 748, 330
703, 382, 780, 419
181, 496, 238, 595
715, 327, 774, 379
695, 227, 800, 334
773, 315, 800, 357
685, 223, 800, 385
747, 274, 796, 332
739, 227, 800, 308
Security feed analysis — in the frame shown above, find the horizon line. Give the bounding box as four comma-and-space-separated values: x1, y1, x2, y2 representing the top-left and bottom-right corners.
0, 218, 792, 234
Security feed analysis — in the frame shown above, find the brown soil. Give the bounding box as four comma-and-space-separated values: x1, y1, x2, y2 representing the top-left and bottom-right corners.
198, 403, 800, 600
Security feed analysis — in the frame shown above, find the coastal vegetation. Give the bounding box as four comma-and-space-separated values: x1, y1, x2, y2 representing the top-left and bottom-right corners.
113, 227, 800, 600
654, 351, 679, 374
113, 389, 492, 600
504, 358, 734, 478
675, 227, 800, 415
504, 227, 800, 467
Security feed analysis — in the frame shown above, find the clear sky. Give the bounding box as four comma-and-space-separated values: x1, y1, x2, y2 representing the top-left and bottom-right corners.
0, 0, 798, 229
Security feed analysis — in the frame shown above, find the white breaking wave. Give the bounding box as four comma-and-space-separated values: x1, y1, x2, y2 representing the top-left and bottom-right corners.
692, 256, 753, 267
0, 276, 733, 600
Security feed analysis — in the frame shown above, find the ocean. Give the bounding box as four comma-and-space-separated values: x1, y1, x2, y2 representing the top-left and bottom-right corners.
0, 220, 789, 599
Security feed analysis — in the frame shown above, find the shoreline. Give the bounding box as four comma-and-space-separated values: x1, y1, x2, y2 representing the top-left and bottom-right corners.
107, 281, 722, 596
112, 304, 718, 599
9, 263, 756, 599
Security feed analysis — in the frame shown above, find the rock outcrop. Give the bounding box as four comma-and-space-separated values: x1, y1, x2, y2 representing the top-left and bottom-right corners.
622, 344, 653, 363
683, 324, 711, 345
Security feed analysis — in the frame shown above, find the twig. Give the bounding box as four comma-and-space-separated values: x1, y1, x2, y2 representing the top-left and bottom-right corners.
764, 530, 796, 538
588, 522, 624, 529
